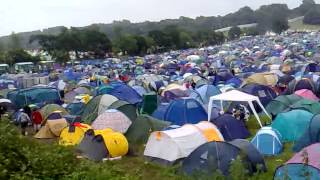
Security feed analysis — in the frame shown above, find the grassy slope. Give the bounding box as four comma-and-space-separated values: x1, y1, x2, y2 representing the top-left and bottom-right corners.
289, 18, 320, 31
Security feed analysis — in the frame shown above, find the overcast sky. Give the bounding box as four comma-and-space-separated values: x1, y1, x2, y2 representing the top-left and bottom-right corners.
0, 0, 319, 36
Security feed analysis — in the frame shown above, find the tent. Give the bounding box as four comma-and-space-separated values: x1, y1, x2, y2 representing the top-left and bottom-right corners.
140, 93, 158, 115
78, 129, 128, 161
240, 83, 277, 109
81, 94, 118, 124
274, 143, 320, 180
243, 73, 278, 87
182, 141, 241, 175
212, 114, 250, 141
65, 102, 85, 116
266, 94, 304, 118
295, 89, 319, 101
59, 123, 91, 146
293, 114, 320, 152
161, 84, 190, 102
229, 139, 267, 172
64, 86, 91, 103
208, 90, 271, 127
91, 109, 132, 133
144, 122, 223, 164
195, 85, 221, 105
285, 78, 318, 96
271, 110, 314, 142
34, 112, 68, 139
105, 83, 142, 104
108, 100, 138, 122
132, 85, 147, 96
125, 115, 171, 145
39, 104, 68, 123
164, 98, 208, 126
251, 127, 283, 155
151, 103, 170, 120
7, 87, 61, 109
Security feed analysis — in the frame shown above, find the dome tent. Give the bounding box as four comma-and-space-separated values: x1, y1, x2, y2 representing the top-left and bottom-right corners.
59, 123, 91, 146
34, 111, 68, 139
274, 143, 320, 180
39, 104, 68, 122
144, 122, 223, 165
251, 127, 283, 155
293, 114, 320, 152
271, 110, 314, 142
125, 115, 171, 145
108, 100, 138, 122
182, 141, 241, 176
229, 139, 267, 173
163, 98, 208, 126
266, 94, 304, 118
91, 109, 132, 133
81, 94, 118, 124
212, 114, 250, 141
78, 129, 128, 161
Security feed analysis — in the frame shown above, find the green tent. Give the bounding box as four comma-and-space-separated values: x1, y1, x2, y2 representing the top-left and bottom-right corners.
271, 110, 314, 142
40, 104, 68, 121
266, 94, 303, 117
109, 100, 138, 122
140, 93, 158, 115
125, 115, 170, 145
289, 99, 320, 114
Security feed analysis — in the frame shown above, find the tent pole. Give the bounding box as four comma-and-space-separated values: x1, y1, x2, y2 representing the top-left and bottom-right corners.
208, 98, 213, 121
257, 99, 272, 120
248, 101, 263, 128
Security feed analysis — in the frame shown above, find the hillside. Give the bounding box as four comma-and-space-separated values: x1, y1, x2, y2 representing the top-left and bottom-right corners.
289, 16, 320, 31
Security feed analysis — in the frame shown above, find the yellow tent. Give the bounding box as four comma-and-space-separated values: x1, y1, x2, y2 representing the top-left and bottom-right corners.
34, 118, 68, 139
95, 129, 129, 158
59, 123, 91, 146
243, 73, 278, 87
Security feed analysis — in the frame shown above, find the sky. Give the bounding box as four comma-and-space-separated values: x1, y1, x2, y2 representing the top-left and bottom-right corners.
0, 0, 319, 36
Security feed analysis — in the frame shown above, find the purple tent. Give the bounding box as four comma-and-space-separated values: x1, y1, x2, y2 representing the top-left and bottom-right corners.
274, 143, 320, 180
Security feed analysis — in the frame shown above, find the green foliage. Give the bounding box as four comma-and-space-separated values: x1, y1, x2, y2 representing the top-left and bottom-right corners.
229, 156, 249, 180
3, 49, 40, 65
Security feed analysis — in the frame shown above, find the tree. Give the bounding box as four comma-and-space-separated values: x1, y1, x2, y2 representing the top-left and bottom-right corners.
117, 35, 138, 56
8, 32, 21, 50
271, 17, 289, 34
179, 31, 193, 49
5, 49, 40, 65
228, 26, 241, 40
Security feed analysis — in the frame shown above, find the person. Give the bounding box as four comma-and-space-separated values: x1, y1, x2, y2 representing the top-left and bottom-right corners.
31, 108, 42, 133
18, 107, 31, 136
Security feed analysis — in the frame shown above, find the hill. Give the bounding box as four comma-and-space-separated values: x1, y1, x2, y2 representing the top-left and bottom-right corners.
289, 16, 320, 31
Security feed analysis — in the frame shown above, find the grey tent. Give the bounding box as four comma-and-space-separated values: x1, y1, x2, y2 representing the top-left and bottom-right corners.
77, 129, 108, 162
109, 100, 138, 122
229, 139, 267, 173
182, 141, 241, 175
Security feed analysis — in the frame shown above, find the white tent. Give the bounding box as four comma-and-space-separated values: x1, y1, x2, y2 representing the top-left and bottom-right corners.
144, 124, 208, 163
208, 90, 271, 127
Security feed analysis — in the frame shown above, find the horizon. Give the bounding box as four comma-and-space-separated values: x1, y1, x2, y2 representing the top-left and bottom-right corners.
1, 0, 320, 36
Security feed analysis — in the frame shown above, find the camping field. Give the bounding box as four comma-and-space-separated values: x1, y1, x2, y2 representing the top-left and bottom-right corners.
0, 115, 295, 180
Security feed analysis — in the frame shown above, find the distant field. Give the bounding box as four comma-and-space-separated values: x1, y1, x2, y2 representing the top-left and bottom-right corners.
289, 18, 320, 31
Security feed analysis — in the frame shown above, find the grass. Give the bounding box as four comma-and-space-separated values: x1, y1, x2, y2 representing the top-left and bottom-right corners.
4, 114, 296, 180
289, 18, 320, 31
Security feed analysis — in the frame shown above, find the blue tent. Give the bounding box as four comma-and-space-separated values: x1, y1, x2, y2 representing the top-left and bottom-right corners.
152, 103, 170, 120
251, 127, 283, 155
7, 87, 61, 109
212, 114, 250, 141
195, 85, 221, 105
163, 98, 207, 126
240, 83, 277, 112
98, 83, 142, 105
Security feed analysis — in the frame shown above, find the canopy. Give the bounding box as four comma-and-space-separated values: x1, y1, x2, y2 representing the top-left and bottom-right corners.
208, 90, 271, 127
